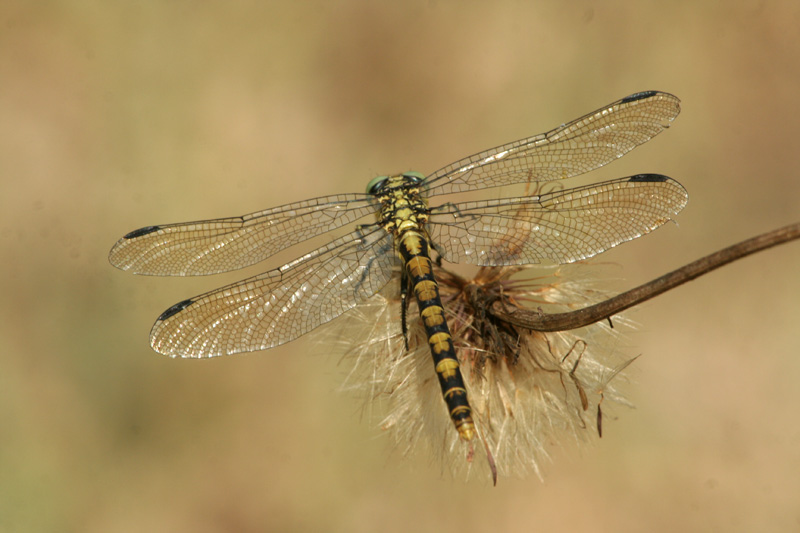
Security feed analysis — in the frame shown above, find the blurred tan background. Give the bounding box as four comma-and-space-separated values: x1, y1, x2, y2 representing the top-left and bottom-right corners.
2, 1, 799, 531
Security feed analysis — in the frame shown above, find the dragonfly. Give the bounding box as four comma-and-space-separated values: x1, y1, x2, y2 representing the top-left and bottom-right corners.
109, 90, 688, 442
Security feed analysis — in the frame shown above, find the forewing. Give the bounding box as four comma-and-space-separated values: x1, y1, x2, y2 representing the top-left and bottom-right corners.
109, 193, 377, 276
149, 226, 397, 357
422, 91, 680, 196
427, 175, 688, 266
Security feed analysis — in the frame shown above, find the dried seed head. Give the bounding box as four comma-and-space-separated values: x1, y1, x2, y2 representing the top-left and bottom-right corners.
321, 262, 637, 482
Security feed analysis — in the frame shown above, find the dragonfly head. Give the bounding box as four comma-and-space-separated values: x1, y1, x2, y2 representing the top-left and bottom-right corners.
366, 171, 426, 195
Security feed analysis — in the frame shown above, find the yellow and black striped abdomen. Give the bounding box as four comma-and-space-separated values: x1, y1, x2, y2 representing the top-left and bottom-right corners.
397, 227, 476, 441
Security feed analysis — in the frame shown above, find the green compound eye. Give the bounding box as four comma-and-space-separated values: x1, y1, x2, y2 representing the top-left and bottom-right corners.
366, 175, 389, 194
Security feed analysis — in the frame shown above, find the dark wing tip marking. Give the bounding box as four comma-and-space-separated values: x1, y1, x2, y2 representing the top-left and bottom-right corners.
627, 173, 669, 182
620, 90, 659, 103
157, 299, 194, 321
124, 226, 162, 239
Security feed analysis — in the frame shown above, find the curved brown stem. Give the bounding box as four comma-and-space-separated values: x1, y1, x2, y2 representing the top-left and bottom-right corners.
486, 222, 800, 332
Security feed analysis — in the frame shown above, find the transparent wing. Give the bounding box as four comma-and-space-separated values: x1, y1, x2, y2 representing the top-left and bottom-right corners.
427, 174, 688, 266
422, 91, 680, 196
149, 225, 397, 357
109, 193, 377, 276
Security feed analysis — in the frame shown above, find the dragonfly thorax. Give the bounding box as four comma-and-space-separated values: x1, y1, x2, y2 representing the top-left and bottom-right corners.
373, 174, 430, 235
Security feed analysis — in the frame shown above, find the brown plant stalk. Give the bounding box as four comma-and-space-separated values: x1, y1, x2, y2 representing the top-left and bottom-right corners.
473, 222, 800, 332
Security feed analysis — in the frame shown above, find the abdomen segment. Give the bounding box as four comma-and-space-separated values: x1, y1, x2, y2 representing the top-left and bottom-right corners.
398, 229, 476, 441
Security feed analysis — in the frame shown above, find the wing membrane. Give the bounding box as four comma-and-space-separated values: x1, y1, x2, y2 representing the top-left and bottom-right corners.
109, 193, 377, 276
427, 174, 687, 266
422, 91, 680, 196
150, 225, 397, 357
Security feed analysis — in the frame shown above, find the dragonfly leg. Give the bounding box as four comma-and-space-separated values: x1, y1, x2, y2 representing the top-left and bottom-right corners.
400, 268, 411, 351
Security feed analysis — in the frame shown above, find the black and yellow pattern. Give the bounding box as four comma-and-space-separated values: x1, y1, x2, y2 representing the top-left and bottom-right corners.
370, 174, 476, 440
